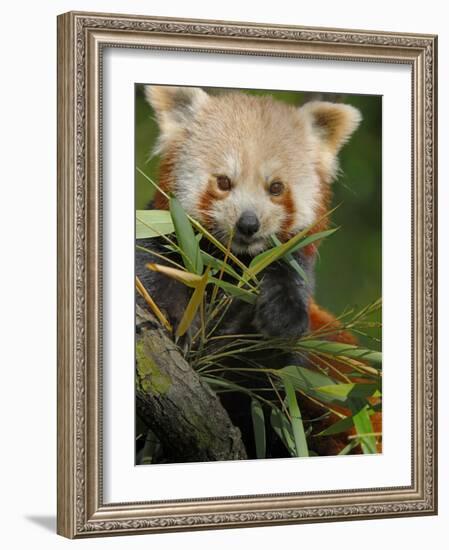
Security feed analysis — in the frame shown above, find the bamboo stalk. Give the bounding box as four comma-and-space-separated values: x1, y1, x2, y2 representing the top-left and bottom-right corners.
135, 276, 172, 333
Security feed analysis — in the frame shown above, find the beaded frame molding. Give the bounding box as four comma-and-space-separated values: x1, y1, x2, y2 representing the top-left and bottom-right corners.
57, 11, 438, 538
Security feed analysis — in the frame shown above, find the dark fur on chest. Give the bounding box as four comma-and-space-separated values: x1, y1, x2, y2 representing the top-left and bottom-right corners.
136, 236, 315, 339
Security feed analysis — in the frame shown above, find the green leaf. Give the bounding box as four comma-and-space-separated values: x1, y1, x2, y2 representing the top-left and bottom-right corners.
288, 227, 340, 253
270, 407, 296, 456
269, 230, 340, 283
353, 406, 377, 454
317, 415, 354, 436
314, 383, 378, 400
208, 278, 257, 304
270, 235, 309, 283
169, 197, 203, 275
246, 210, 339, 280
136, 210, 174, 239
297, 340, 382, 366
281, 375, 309, 457
248, 248, 274, 270
251, 400, 266, 459
200, 251, 242, 282
318, 405, 378, 437
281, 365, 336, 389
247, 228, 310, 278
338, 440, 360, 456
283, 255, 309, 282
279, 365, 346, 404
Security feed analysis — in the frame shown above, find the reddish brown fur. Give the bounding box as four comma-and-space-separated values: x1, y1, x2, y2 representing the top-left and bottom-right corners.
197, 190, 214, 227
313, 165, 334, 232
309, 299, 356, 345
276, 186, 297, 240
197, 178, 230, 229
152, 146, 179, 209
302, 166, 334, 256
198, 189, 219, 227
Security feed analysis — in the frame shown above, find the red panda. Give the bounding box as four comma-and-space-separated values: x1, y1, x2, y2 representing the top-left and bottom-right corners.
136, 85, 381, 457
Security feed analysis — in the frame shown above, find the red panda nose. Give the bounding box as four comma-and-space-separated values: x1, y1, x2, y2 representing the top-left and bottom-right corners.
236, 210, 260, 238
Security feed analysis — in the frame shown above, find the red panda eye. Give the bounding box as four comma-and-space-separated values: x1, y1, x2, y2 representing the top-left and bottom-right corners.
269, 181, 284, 196
216, 175, 232, 191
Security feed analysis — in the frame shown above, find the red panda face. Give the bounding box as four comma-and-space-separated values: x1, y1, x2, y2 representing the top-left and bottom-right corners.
145, 86, 361, 256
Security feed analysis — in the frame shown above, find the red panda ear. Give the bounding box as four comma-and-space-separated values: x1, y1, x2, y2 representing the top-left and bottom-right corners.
300, 101, 362, 153
143, 86, 209, 149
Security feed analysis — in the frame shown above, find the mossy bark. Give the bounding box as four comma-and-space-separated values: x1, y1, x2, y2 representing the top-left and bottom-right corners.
136, 306, 247, 462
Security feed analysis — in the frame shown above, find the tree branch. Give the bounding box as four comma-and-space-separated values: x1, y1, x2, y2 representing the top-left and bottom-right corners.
136, 305, 247, 462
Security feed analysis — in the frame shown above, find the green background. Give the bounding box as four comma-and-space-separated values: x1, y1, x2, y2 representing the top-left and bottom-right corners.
135, 85, 382, 348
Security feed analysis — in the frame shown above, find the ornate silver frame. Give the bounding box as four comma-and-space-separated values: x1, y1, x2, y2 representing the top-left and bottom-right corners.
57, 11, 438, 538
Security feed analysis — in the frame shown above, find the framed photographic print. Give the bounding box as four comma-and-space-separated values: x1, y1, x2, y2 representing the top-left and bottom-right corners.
57, 11, 438, 538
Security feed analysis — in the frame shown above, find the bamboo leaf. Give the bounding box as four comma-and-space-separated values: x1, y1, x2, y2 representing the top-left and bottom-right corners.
176, 268, 210, 337
247, 227, 311, 278
251, 399, 266, 459
270, 407, 296, 456
353, 406, 377, 454
208, 278, 257, 304
269, 229, 341, 284
279, 365, 346, 404
280, 365, 337, 389
317, 415, 354, 436
279, 366, 378, 415
200, 251, 242, 283
288, 227, 340, 253
296, 339, 382, 366
318, 405, 378, 437
169, 197, 203, 275
147, 263, 202, 288
314, 383, 378, 400
270, 235, 309, 283
282, 255, 309, 282
338, 440, 360, 455
136, 210, 174, 239
248, 248, 274, 270
281, 375, 309, 457
246, 208, 339, 280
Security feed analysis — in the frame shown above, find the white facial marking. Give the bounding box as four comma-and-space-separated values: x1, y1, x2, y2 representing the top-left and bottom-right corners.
147, 90, 359, 255
223, 151, 241, 181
